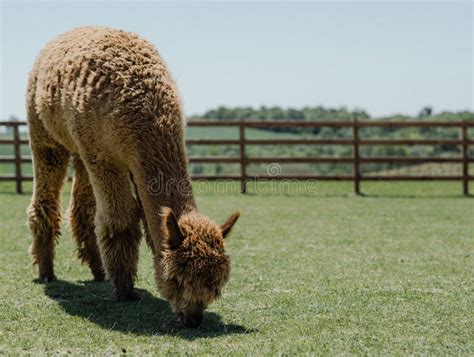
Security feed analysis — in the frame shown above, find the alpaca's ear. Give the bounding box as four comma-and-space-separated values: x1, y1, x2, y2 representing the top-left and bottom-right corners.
221, 211, 240, 239
161, 207, 184, 249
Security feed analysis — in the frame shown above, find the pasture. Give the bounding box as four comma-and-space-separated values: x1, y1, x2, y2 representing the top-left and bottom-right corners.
0, 180, 472, 354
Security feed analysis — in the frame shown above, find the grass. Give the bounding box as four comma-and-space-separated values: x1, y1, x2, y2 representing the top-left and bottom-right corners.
0, 180, 473, 354
371, 162, 474, 176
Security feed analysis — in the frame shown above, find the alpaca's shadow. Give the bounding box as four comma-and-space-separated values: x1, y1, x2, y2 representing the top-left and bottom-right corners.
43, 280, 254, 339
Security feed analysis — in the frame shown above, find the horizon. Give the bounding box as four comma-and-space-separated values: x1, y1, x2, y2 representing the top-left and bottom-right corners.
1, 1, 472, 119
3, 103, 473, 122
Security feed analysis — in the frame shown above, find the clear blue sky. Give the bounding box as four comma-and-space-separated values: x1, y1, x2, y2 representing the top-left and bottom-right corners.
1, 1, 472, 119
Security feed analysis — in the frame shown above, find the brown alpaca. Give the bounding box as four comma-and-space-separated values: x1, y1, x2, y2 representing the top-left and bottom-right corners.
27, 26, 239, 327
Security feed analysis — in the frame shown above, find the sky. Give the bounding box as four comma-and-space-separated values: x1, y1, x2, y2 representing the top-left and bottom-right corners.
0, 1, 472, 119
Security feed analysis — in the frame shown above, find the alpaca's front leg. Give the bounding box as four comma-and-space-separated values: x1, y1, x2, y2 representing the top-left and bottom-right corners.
96, 216, 141, 300
83, 158, 142, 301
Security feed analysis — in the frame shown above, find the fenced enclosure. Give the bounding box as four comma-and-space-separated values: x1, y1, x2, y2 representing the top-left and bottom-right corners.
1, 120, 473, 195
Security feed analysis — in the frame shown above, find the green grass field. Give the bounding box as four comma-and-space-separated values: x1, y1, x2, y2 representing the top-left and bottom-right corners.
0, 180, 473, 354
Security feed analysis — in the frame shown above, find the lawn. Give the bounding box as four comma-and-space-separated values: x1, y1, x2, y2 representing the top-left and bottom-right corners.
0, 181, 473, 354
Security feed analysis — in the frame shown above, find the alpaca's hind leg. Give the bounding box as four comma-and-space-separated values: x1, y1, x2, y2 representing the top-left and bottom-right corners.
28, 144, 69, 282
70, 156, 105, 281
83, 159, 142, 301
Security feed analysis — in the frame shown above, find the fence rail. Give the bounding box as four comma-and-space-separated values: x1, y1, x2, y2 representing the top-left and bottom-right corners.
1, 120, 473, 195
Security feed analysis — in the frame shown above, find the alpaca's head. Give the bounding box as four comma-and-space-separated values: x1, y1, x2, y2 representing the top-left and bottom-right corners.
156, 207, 239, 328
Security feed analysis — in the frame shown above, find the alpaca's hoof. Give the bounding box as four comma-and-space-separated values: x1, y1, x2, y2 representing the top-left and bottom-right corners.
116, 291, 141, 302
92, 270, 106, 282
35, 274, 57, 284
43, 276, 56, 283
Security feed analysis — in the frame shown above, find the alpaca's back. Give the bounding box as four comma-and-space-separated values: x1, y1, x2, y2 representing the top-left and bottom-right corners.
28, 26, 183, 154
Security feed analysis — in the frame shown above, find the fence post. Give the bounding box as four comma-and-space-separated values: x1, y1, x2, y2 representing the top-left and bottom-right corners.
352, 115, 361, 195
461, 122, 469, 196
239, 120, 247, 193
13, 123, 23, 194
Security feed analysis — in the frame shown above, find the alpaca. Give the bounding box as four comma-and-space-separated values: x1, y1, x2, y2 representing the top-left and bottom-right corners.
27, 26, 239, 327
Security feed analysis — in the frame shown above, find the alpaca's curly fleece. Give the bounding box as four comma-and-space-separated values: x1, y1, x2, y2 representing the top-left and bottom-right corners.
26, 27, 239, 321
33, 26, 181, 121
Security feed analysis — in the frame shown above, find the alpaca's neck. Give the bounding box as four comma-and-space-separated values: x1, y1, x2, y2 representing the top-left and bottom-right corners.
131, 120, 197, 245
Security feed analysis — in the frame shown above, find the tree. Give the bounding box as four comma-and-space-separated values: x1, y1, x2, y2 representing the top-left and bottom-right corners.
417, 106, 433, 118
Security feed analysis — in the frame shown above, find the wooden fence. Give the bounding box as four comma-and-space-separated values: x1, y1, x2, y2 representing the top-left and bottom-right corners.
1, 120, 473, 195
